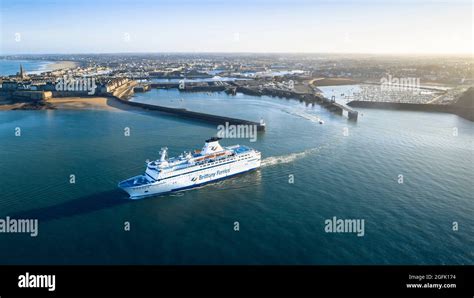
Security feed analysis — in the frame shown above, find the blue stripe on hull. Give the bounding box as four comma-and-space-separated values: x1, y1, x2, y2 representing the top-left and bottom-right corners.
171, 167, 257, 192
127, 167, 258, 199
157, 159, 238, 181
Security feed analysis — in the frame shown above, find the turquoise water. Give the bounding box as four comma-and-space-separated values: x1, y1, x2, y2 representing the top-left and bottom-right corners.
0, 59, 54, 76
0, 87, 473, 265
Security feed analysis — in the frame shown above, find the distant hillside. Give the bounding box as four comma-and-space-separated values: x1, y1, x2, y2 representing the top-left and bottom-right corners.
453, 87, 474, 109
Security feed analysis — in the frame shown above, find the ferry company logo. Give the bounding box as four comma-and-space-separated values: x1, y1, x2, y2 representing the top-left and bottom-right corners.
217, 122, 258, 142
324, 216, 365, 237
56, 75, 97, 95
380, 74, 420, 92
199, 169, 230, 180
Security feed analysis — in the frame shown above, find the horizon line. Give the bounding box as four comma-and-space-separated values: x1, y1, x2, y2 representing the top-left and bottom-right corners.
1, 51, 473, 57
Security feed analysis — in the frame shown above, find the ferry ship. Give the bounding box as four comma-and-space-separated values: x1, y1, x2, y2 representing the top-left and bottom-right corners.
118, 137, 261, 199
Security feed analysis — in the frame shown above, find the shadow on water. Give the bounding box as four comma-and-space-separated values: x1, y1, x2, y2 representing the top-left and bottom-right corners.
9, 189, 130, 222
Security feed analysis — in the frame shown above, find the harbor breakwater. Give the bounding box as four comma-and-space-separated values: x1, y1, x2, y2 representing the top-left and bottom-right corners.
114, 96, 266, 131
347, 101, 473, 121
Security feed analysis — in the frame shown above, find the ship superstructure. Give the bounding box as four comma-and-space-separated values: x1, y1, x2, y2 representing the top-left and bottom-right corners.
118, 137, 261, 198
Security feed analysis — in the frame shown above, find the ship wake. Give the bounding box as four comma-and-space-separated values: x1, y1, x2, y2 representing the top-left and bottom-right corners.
261, 146, 322, 167
167, 146, 325, 195
282, 109, 323, 124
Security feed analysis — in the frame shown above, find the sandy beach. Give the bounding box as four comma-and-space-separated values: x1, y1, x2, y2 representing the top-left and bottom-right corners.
0, 101, 25, 110
45, 97, 121, 111
22, 60, 80, 76
0, 96, 135, 111
48, 60, 79, 71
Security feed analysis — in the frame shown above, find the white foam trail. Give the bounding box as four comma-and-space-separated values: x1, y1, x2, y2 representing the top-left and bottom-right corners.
261, 147, 321, 167
282, 109, 322, 123
161, 147, 322, 195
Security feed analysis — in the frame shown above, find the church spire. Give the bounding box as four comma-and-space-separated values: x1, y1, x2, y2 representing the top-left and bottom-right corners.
19, 64, 25, 79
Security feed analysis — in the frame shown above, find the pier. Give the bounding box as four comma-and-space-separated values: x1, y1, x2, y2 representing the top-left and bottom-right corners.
116, 97, 266, 131
347, 99, 474, 122
108, 82, 263, 130
323, 96, 359, 121
103, 81, 265, 130
114, 96, 265, 131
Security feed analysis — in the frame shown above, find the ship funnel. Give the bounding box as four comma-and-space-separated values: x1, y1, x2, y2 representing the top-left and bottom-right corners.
202, 137, 224, 155
160, 147, 168, 162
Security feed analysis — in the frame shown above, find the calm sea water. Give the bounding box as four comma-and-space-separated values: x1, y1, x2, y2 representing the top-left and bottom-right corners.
0, 86, 472, 265
0, 59, 54, 76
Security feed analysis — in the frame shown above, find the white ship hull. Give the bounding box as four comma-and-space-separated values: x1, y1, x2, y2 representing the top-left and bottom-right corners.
121, 154, 260, 199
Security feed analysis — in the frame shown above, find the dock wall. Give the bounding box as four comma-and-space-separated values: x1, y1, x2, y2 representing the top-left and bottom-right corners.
114, 97, 266, 131
347, 101, 473, 121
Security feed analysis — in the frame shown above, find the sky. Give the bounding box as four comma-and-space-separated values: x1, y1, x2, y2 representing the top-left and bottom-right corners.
0, 0, 472, 54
